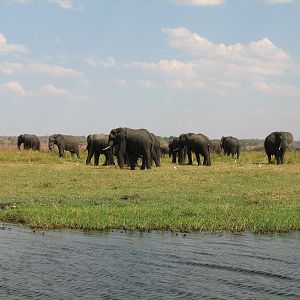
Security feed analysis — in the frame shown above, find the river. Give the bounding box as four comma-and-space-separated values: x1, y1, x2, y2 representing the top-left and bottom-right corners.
0, 224, 299, 299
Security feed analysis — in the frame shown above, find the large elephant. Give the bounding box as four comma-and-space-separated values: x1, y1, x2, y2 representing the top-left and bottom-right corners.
86, 134, 114, 166
264, 131, 293, 164
178, 133, 211, 166
17, 134, 40, 151
220, 136, 240, 159
169, 138, 186, 165
107, 127, 157, 170
49, 134, 80, 158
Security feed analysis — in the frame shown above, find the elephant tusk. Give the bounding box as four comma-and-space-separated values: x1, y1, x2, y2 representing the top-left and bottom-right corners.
102, 146, 111, 151
172, 148, 179, 152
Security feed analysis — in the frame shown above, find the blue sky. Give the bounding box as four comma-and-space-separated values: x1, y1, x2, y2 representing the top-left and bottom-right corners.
0, 0, 299, 139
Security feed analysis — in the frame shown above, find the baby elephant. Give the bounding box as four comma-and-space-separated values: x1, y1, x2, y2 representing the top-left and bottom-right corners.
49, 134, 80, 158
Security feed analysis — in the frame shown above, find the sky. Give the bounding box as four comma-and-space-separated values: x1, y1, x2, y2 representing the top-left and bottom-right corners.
0, 0, 299, 139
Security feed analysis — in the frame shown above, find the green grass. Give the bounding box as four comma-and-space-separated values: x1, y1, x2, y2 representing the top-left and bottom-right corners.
0, 149, 299, 233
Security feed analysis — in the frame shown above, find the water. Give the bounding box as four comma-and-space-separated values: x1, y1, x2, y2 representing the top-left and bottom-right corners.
0, 225, 299, 300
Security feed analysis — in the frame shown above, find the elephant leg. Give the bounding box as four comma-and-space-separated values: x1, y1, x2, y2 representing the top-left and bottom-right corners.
141, 157, 146, 170
127, 152, 136, 170
75, 147, 80, 159
280, 149, 285, 164
267, 152, 272, 163
143, 149, 151, 169
187, 149, 193, 165
175, 150, 184, 165
117, 152, 125, 169
202, 155, 207, 166
108, 149, 115, 165
103, 153, 109, 166
152, 149, 161, 167
58, 145, 64, 157
195, 153, 201, 166
86, 150, 93, 165
171, 152, 176, 164
94, 153, 100, 166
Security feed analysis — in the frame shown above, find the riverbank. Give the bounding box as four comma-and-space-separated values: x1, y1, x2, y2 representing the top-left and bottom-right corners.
0, 150, 299, 232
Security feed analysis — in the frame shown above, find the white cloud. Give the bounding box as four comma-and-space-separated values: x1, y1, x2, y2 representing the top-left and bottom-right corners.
85, 56, 117, 68
0, 81, 28, 96
121, 27, 298, 96
0, 81, 87, 100
47, 0, 75, 9
125, 59, 197, 80
265, 0, 294, 4
5, 0, 77, 9
0, 33, 29, 55
135, 80, 155, 89
160, 0, 225, 6
1, 62, 89, 86
252, 80, 300, 97
117, 79, 129, 88
38, 83, 87, 100
166, 80, 205, 91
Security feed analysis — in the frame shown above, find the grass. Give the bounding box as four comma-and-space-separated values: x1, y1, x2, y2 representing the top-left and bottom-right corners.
0, 148, 299, 233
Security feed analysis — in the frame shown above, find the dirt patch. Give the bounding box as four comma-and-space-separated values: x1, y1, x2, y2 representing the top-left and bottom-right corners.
0, 203, 19, 210
120, 194, 141, 201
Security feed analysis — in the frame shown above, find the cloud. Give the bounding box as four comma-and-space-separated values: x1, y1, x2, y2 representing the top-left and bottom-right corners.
85, 56, 117, 68
135, 80, 155, 89
264, 0, 295, 4
117, 79, 129, 88
159, 0, 225, 6
5, 0, 77, 9
1, 62, 89, 86
0, 81, 28, 96
0, 33, 29, 55
47, 0, 75, 9
252, 80, 300, 97
125, 59, 197, 80
38, 83, 88, 100
0, 81, 87, 100
121, 27, 298, 96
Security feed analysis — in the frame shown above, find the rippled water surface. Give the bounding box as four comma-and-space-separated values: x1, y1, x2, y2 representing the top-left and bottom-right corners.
0, 225, 299, 299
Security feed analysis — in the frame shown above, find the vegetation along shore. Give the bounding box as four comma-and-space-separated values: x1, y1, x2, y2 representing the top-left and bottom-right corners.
0, 147, 299, 233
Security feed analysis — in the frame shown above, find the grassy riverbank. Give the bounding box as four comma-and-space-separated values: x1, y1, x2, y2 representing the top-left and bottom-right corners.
0, 149, 299, 232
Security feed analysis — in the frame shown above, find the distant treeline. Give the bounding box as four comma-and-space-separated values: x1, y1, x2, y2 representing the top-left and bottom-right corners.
0, 136, 299, 151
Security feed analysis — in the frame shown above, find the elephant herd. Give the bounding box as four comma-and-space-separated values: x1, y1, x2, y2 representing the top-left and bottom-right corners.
16, 129, 294, 169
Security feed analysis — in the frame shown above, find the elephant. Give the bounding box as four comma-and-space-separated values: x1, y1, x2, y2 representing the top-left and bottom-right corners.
169, 138, 186, 165
220, 136, 240, 159
49, 134, 80, 158
106, 127, 158, 170
210, 140, 221, 154
86, 134, 114, 166
150, 133, 161, 167
159, 138, 170, 156
17, 134, 40, 151
264, 131, 293, 164
178, 133, 211, 166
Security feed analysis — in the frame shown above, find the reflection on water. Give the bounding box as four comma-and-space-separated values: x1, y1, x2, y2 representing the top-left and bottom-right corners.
0, 224, 299, 299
